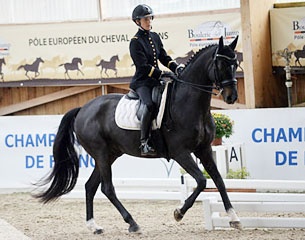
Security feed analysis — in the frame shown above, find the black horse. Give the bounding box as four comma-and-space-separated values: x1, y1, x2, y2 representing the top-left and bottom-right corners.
96, 54, 120, 78
0, 58, 5, 81
59, 57, 84, 79
17, 57, 44, 80
34, 36, 241, 234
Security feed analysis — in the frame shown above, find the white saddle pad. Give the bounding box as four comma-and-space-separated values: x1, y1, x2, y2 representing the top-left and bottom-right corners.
115, 81, 170, 130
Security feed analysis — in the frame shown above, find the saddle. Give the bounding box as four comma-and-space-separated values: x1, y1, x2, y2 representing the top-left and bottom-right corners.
126, 85, 163, 120
115, 81, 171, 130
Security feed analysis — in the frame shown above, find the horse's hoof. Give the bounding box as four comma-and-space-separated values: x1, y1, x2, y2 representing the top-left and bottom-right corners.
230, 221, 243, 230
86, 218, 103, 234
93, 228, 103, 234
174, 208, 184, 222
128, 224, 141, 234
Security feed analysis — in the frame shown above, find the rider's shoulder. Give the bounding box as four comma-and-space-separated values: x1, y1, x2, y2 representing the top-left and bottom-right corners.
131, 36, 138, 41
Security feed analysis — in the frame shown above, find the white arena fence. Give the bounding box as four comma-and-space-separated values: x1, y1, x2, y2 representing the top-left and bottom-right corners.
181, 175, 305, 230
68, 176, 305, 230
66, 177, 183, 200
2, 176, 305, 229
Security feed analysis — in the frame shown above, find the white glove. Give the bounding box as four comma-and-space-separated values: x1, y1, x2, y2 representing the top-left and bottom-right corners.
175, 63, 185, 76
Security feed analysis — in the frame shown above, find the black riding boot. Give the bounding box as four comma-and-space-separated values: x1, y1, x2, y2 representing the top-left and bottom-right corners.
140, 106, 156, 156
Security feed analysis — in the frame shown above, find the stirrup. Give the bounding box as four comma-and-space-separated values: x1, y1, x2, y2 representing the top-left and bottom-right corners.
140, 140, 156, 156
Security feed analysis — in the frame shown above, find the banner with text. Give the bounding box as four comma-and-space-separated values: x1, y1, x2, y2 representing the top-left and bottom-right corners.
0, 12, 241, 85
0, 107, 305, 191
270, 7, 305, 68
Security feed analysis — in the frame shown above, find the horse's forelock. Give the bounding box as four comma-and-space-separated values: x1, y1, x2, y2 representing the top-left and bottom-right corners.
219, 46, 235, 59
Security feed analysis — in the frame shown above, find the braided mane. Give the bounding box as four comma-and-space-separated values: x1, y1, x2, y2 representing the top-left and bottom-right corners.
184, 44, 217, 68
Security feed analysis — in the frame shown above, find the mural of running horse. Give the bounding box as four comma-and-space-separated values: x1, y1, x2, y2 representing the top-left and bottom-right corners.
175, 50, 195, 64
17, 57, 44, 80
34, 36, 241, 234
0, 58, 5, 81
294, 46, 305, 66
96, 54, 120, 78
59, 57, 84, 79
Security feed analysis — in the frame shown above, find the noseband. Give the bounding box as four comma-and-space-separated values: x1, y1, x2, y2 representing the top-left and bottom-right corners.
214, 53, 237, 88
173, 52, 237, 96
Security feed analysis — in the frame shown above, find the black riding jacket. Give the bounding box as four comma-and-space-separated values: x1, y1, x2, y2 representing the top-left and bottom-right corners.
129, 29, 178, 90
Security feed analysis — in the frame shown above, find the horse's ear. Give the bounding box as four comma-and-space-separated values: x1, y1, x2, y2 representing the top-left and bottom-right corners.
229, 35, 239, 50
218, 36, 224, 50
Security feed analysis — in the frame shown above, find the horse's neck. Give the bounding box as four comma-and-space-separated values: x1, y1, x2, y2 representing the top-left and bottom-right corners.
110, 57, 117, 62
170, 51, 213, 122
171, 79, 212, 124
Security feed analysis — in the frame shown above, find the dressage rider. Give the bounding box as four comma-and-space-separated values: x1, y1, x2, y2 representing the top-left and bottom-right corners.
129, 4, 185, 156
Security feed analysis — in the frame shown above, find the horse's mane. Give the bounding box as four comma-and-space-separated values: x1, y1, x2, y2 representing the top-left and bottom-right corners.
184, 44, 217, 68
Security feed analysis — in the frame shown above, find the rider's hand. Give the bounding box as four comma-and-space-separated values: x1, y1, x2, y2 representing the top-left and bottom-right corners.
175, 64, 185, 76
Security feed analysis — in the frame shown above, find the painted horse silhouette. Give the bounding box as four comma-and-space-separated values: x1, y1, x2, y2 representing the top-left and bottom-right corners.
235, 51, 244, 72
96, 55, 120, 78
294, 45, 305, 66
59, 57, 84, 79
175, 50, 195, 64
0, 58, 6, 81
17, 57, 44, 80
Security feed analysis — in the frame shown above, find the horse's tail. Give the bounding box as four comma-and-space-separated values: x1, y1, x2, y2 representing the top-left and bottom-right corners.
34, 107, 81, 203
58, 63, 64, 67
17, 65, 24, 70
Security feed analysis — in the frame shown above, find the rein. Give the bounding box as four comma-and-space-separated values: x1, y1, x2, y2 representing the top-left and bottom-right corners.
171, 53, 237, 96
173, 77, 222, 96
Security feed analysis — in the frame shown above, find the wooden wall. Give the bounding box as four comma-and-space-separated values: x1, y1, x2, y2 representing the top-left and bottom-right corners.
0, 76, 247, 116
0, 86, 103, 115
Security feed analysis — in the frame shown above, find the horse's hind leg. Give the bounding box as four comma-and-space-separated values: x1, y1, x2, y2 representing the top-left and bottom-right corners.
85, 167, 103, 234
97, 154, 140, 233
194, 146, 242, 230
25, 71, 31, 80
104, 69, 109, 77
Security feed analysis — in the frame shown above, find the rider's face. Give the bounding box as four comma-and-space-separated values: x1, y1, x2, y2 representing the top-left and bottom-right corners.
137, 16, 153, 31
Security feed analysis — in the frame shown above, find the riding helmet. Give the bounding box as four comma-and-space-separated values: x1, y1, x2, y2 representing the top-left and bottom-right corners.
132, 4, 154, 22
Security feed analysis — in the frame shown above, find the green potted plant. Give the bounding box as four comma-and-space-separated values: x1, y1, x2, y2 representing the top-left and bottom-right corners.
211, 112, 234, 145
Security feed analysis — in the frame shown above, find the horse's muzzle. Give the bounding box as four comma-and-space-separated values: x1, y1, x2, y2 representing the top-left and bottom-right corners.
221, 79, 238, 104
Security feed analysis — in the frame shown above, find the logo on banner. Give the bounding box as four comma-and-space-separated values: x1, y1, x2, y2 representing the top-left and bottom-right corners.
0, 38, 10, 56
187, 21, 239, 48
293, 17, 305, 40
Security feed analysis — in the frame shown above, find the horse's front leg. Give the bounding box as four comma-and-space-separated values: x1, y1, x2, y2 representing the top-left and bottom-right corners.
194, 146, 242, 230
174, 153, 206, 221
35, 71, 40, 78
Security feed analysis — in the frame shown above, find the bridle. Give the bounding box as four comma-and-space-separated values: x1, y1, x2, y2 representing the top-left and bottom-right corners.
173, 52, 237, 96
